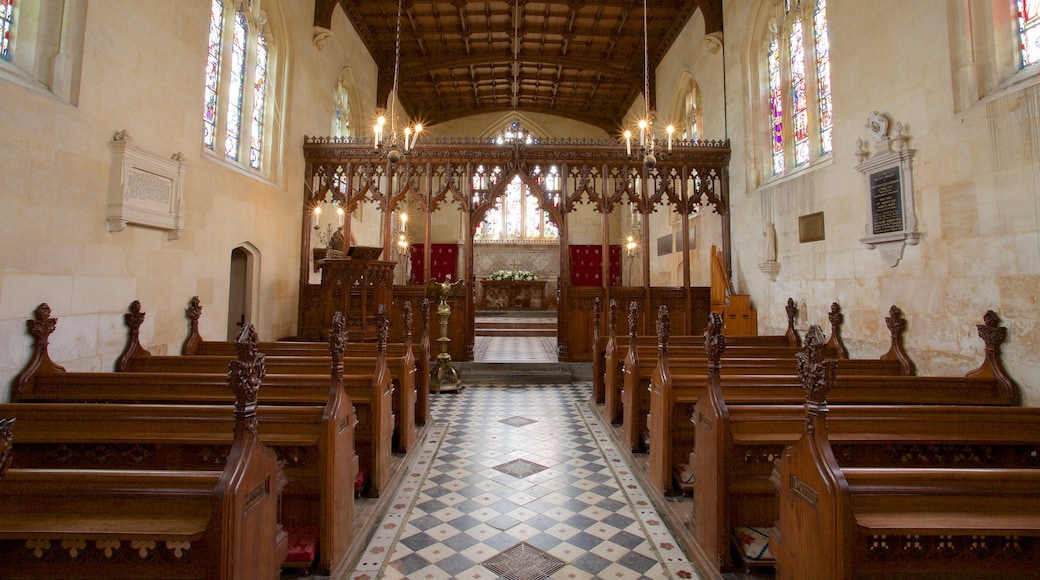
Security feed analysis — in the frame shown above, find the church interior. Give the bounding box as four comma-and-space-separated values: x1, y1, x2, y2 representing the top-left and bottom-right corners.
1, 0, 1039, 578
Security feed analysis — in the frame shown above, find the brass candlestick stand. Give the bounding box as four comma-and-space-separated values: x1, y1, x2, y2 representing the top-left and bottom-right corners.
427, 277, 464, 393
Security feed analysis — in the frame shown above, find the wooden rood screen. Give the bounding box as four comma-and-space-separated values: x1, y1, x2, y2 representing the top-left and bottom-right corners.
302, 135, 731, 362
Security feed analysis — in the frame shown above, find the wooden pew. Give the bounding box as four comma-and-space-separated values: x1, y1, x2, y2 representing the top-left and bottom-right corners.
12, 304, 395, 500
603, 297, 804, 427
691, 312, 1026, 573
123, 299, 418, 454
0, 324, 289, 580
776, 359, 1040, 579
620, 302, 860, 454
646, 305, 916, 495
6, 308, 358, 574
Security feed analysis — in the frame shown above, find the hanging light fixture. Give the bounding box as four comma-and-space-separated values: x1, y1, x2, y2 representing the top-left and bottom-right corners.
623, 0, 679, 168
374, 0, 423, 165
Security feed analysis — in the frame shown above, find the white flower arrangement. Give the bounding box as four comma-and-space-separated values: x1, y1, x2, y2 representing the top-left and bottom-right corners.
488, 269, 537, 281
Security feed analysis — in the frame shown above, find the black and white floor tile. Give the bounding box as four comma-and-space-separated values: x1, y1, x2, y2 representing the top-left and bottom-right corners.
349, 383, 700, 579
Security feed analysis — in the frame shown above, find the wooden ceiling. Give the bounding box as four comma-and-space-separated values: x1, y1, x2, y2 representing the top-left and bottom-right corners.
315, 1, 723, 133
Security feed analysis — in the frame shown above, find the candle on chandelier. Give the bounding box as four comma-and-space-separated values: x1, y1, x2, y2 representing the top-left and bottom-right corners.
403, 127, 412, 152
624, 130, 632, 155
638, 119, 648, 147
666, 125, 675, 152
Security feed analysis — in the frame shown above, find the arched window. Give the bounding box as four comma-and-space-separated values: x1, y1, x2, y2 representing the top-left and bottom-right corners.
474, 120, 559, 241
332, 75, 351, 138
1019, 0, 1040, 68
763, 0, 832, 178
682, 81, 702, 142
203, 0, 273, 173
0, 0, 12, 62
0, 1, 86, 102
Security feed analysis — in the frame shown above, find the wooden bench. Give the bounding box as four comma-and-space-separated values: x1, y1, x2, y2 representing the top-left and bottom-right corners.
5, 308, 358, 574
776, 357, 1040, 579
170, 297, 421, 453
13, 304, 395, 500
691, 311, 1026, 573
646, 305, 916, 495
0, 323, 289, 580
616, 301, 861, 454
603, 297, 805, 428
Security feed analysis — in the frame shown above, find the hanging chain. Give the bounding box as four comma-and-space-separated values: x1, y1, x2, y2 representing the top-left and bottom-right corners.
390, 0, 403, 142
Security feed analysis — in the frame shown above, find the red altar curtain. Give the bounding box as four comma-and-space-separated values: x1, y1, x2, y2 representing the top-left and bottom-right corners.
409, 244, 458, 284
569, 245, 622, 286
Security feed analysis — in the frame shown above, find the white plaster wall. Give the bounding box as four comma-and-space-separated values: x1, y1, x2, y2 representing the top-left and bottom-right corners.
0, 0, 377, 400
722, 0, 1040, 404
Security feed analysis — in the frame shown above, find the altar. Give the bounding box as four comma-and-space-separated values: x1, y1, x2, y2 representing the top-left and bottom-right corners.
480, 279, 547, 309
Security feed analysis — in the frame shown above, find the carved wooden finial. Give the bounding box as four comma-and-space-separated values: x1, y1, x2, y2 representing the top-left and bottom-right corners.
328, 311, 347, 364
977, 310, 1007, 356
117, 300, 151, 371
14, 304, 66, 396
421, 297, 431, 343
187, 296, 202, 324
704, 311, 726, 371
886, 305, 907, 338
228, 324, 264, 424
0, 417, 15, 480
182, 296, 204, 355
403, 301, 413, 340
376, 304, 389, 354
826, 302, 849, 359
785, 297, 800, 346
28, 303, 57, 346
628, 301, 639, 338
966, 310, 1019, 403
881, 305, 916, 375
796, 325, 833, 411
656, 305, 670, 354
608, 299, 618, 333
125, 300, 146, 333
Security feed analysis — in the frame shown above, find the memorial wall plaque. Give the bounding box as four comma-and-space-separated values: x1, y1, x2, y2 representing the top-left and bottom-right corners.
657, 234, 673, 256
855, 111, 920, 267
869, 166, 903, 235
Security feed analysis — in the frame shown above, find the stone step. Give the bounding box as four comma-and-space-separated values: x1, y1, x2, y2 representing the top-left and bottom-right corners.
476, 328, 557, 337
476, 320, 557, 328
453, 362, 576, 385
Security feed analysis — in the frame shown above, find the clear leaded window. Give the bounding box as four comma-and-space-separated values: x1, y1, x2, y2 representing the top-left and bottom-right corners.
765, 0, 832, 177
203, 0, 271, 173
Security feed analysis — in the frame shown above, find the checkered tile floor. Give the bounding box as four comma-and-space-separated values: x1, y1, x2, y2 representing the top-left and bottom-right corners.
473, 336, 558, 363
350, 384, 700, 579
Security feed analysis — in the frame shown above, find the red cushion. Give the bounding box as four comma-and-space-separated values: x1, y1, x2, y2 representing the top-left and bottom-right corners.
284, 526, 319, 565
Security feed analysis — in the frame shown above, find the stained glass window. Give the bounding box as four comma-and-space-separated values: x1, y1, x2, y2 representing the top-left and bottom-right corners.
765, 1, 832, 178
203, 0, 224, 151
1, 0, 14, 62
814, 0, 833, 156
249, 33, 267, 169
475, 123, 559, 240
789, 18, 809, 167
768, 35, 785, 176
224, 8, 247, 160
1019, 0, 1040, 68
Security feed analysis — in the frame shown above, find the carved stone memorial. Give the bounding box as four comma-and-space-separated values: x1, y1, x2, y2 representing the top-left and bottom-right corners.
855, 111, 919, 266
107, 130, 186, 240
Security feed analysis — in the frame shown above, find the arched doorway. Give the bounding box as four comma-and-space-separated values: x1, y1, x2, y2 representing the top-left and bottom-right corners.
227, 244, 260, 340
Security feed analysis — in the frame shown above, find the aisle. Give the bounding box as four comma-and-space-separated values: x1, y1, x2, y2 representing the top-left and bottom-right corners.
350, 384, 700, 579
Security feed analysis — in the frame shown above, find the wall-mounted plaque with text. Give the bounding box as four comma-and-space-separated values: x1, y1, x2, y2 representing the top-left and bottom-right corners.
855, 112, 920, 267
